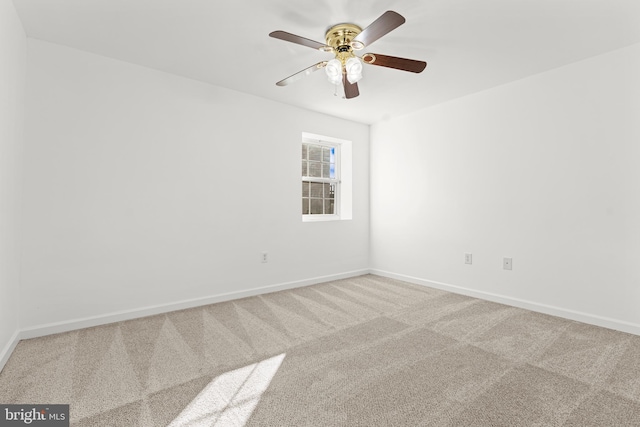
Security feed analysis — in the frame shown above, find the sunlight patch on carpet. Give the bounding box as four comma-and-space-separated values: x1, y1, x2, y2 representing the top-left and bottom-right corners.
168, 353, 286, 427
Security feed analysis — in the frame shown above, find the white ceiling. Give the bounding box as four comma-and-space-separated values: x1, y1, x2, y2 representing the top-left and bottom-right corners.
13, 0, 640, 124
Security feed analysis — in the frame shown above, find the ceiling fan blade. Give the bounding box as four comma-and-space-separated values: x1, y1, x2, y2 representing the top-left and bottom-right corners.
276, 62, 327, 86
362, 53, 427, 73
343, 74, 360, 99
269, 30, 330, 51
352, 11, 405, 47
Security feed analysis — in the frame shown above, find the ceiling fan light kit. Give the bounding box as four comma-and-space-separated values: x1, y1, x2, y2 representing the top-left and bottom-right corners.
269, 11, 427, 99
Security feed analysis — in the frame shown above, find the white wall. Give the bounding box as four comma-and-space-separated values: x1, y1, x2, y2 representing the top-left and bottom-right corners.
0, 0, 26, 366
371, 43, 640, 332
20, 39, 369, 331
13, 31, 640, 341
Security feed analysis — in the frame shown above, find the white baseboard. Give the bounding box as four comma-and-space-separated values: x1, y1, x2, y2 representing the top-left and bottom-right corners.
370, 269, 640, 336
18, 269, 370, 341
0, 329, 20, 373
9, 267, 636, 370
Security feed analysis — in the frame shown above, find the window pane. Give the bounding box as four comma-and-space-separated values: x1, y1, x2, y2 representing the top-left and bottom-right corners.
322, 147, 330, 162
330, 163, 336, 179
324, 199, 334, 214
302, 198, 310, 214
302, 181, 309, 197
310, 198, 323, 214
302, 144, 308, 160
322, 163, 330, 178
324, 183, 333, 199
308, 145, 322, 161
301, 160, 308, 176
310, 182, 323, 197
308, 161, 322, 177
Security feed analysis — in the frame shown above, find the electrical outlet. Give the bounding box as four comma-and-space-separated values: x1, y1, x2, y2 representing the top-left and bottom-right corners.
262, 252, 268, 263
465, 253, 473, 265
503, 257, 512, 270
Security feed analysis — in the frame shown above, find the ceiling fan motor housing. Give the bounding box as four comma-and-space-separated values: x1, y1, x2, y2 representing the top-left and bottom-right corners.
325, 23, 363, 63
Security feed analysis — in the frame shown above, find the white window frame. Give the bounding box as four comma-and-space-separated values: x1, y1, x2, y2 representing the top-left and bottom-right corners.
302, 132, 352, 222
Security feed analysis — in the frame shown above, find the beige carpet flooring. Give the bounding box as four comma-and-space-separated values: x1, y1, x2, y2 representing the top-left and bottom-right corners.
1, 274, 640, 426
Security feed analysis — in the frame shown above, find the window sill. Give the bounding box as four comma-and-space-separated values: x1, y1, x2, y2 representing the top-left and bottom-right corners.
302, 214, 341, 222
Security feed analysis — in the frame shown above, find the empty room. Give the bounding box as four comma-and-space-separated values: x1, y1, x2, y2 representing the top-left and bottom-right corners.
1, 0, 640, 425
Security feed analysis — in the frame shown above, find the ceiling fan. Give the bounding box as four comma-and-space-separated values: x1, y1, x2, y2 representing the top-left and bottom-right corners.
269, 10, 427, 99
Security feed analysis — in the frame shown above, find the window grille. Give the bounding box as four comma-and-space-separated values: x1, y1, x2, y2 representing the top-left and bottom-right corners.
302, 142, 338, 216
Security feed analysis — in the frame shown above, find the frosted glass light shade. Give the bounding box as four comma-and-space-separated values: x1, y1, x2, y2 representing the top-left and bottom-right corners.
345, 57, 363, 84
325, 59, 343, 85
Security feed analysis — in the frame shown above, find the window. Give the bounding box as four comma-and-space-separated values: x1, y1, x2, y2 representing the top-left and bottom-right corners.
302, 141, 339, 216
301, 132, 352, 221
